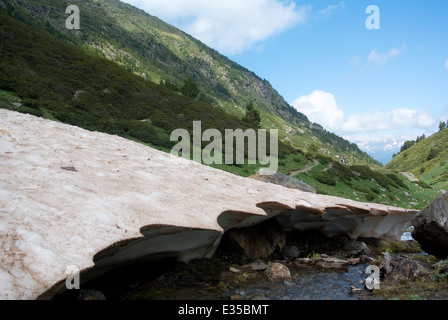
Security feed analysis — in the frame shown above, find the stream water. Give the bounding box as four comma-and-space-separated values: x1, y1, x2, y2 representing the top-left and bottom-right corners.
232, 264, 370, 300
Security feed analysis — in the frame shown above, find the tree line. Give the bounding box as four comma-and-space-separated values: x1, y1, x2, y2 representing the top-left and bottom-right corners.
392, 120, 447, 158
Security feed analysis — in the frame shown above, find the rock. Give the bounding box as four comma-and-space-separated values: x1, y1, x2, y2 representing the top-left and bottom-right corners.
156, 274, 179, 289
348, 258, 361, 266
74, 90, 85, 98
285, 126, 296, 135
265, 262, 291, 282
77, 290, 106, 300
230, 294, 243, 300
360, 255, 375, 264
222, 219, 286, 259
412, 192, 448, 256
281, 245, 300, 260
296, 258, 310, 264
0, 109, 418, 299
295, 257, 349, 270
363, 238, 421, 256
249, 169, 317, 194
229, 267, 240, 274
379, 252, 393, 275
399, 172, 419, 183
379, 253, 429, 282
350, 285, 362, 292
344, 240, 370, 257
60, 166, 78, 172
241, 260, 269, 272
315, 257, 349, 270
432, 260, 448, 274
439, 264, 448, 274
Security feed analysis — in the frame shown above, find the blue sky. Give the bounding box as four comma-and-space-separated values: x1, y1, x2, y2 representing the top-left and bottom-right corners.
122, 0, 448, 164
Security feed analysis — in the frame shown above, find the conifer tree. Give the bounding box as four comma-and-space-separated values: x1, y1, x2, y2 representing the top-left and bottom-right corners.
181, 77, 200, 99
242, 101, 261, 129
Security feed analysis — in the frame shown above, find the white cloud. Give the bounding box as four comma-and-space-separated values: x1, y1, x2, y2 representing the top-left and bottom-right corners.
291, 91, 436, 135
367, 47, 401, 66
121, 0, 309, 55
291, 90, 437, 164
291, 90, 345, 131
341, 108, 436, 133
315, 2, 346, 20
350, 44, 405, 68
384, 140, 405, 151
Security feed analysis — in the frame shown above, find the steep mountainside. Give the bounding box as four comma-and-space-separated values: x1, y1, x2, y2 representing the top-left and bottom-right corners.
386, 128, 448, 190
2, 0, 380, 165
0, 11, 295, 166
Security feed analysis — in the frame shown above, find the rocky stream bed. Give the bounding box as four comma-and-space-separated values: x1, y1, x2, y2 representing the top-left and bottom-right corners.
54, 226, 448, 301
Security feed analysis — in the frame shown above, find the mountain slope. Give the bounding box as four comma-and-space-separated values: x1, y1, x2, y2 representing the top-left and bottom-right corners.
0, 11, 296, 168
2, 0, 380, 166
386, 128, 448, 190
0, 10, 438, 209
3, 0, 306, 122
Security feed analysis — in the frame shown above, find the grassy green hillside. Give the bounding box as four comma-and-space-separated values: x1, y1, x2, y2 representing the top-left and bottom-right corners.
0, 11, 296, 167
2, 0, 380, 166
1, 9, 437, 209
386, 128, 448, 191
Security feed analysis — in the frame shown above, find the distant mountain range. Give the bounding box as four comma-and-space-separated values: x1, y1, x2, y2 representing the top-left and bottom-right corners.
354, 138, 405, 165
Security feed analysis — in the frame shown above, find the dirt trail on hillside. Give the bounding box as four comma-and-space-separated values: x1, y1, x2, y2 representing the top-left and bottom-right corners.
289, 159, 319, 177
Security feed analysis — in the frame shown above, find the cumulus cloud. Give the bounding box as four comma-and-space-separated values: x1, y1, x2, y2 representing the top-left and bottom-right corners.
341, 108, 436, 133
291, 88, 436, 164
291, 90, 345, 131
290, 89, 437, 163
291, 91, 435, 135
121, 0, 309, 55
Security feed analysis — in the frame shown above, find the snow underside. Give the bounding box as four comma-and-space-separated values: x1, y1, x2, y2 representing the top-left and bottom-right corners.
42, 206, 414, 299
